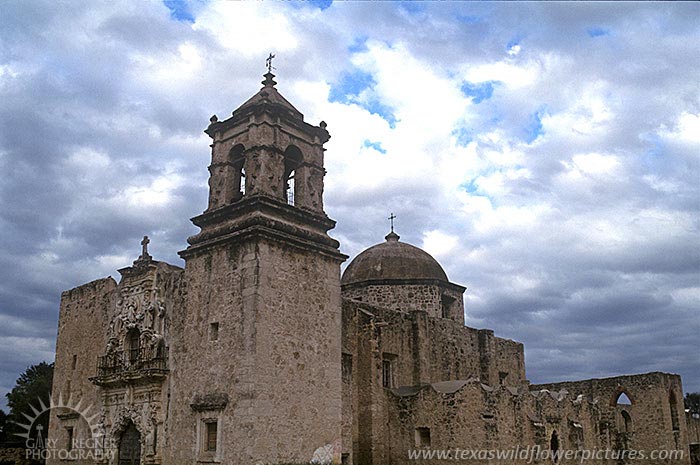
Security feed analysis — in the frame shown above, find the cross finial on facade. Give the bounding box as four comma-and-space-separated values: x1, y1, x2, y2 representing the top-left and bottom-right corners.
388, 213, 396, 233
266, 53, 276, 73
141, 235, 150, 258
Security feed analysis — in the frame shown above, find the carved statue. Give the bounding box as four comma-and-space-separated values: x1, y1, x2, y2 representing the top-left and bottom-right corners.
144, 302, 155, 330
150, 333, 165, 359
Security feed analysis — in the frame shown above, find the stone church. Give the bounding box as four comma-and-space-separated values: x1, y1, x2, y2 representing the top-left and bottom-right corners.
48, 71, 698, 465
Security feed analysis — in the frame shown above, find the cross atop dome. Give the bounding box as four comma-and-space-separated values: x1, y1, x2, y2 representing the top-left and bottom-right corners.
386, 212, 400, 241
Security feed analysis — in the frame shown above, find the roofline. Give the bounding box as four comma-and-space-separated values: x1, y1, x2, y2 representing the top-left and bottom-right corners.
341, 278, 466, 293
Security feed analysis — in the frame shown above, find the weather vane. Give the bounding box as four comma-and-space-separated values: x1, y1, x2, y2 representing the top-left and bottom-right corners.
388, 213, 396, 233
266, 53, 276, 73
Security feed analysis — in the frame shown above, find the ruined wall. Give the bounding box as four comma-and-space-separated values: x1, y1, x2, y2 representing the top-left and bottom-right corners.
48, 277, 116, 465
168, 237, 342, 465
533, 372, 689, 461
688, 413, 700, 444
387, 373, 690, 465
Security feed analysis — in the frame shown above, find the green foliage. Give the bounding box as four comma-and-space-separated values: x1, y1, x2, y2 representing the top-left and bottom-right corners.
686, 392, 700, 415
5, 362, 54, 440
0, 409, 7, 443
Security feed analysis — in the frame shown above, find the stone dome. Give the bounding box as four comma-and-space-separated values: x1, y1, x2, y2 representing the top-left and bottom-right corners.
341, 231, 449, 285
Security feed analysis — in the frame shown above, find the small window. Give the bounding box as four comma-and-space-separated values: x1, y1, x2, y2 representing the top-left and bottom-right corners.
66, 427, 74, 451
382, 359, 394, 388
441, 295, 456, 319
205, 421, 217, 452
72, 354, 77, 370
66, 380, 71, 398
128, 329, 141, 363
209, 322, 219, 341
621, 410, 632, 433
415, 427, 431, 447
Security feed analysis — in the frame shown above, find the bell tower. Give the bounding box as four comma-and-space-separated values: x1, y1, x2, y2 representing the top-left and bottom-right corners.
204, 71, 328, 212
169, 70, 346, 465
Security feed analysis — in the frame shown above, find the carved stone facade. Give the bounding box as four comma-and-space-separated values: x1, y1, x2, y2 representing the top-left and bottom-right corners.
48, 73, 693, 465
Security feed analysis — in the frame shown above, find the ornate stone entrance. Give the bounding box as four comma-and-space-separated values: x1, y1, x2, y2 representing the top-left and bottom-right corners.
118, 422, 141, 465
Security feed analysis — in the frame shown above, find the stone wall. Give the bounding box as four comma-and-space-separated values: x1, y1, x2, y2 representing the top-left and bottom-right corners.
48, 277, 115, 465
533, 372, 690, 464
386, 373, 690, 465
168, 236, 342, 465
341, 298, 526, 465
688, 413, 700, 465
342, 283, 464, 322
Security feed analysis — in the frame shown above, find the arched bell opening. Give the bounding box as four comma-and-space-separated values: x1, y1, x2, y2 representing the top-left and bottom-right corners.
283, 145, 303, 206
229, 144, 246, 198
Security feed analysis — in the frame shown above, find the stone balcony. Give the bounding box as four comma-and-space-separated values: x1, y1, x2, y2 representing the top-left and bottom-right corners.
91, 348, 168, 387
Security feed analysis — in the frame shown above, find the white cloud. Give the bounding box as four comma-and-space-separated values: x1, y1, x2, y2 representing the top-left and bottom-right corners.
422, 230, 459, 258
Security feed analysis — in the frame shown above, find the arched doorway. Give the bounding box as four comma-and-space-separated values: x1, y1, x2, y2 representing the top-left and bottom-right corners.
118, 422, 141, 465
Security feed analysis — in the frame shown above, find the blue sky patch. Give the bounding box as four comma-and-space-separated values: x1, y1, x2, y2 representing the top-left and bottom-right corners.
457, 14, 482, 24
290, 0, 333, 10
329, 70, 375, 103
163, 0, 195, 23
308, 0, 332, 10
507, 35, 523, 50
329, 69, 397, 127
461, 178, 480, 194
587, 26, 610, 38
348, 36, 369, 54
363, 140, 386, 154
363, 100, 398, 128
461, 81, 497, 104
523, 107, 546, 143
398, 1, 427, 16
453, 127, 473, 147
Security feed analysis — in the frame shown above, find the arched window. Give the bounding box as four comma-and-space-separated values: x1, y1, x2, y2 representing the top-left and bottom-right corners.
621, 410, 632, 433
128, 329, 140, 364
615, 391, 632, 406
283, 146, 302, 206
229, 144, 245, 197
670, 391, 680, 431
550, 431, 560, 463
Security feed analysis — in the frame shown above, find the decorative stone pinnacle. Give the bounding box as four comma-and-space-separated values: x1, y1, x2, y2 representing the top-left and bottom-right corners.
262, 72, 277, 88
385, 231, 400, 242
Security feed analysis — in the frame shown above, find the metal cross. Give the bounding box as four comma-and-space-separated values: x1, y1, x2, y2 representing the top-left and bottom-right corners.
388, 213, 396, 233
141, 235, 150, 257
266, 53, 276, 73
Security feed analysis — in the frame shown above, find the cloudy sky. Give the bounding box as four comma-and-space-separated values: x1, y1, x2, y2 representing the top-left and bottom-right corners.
1, 0, 698, 411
